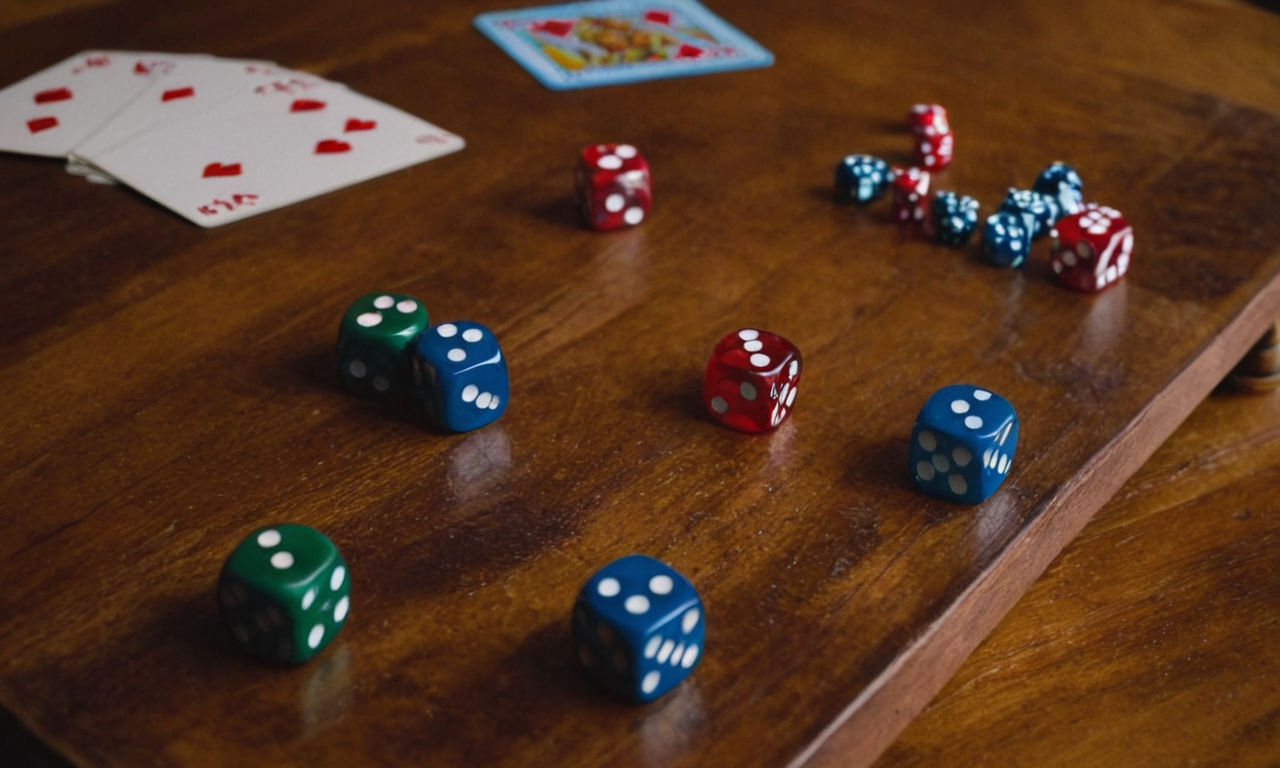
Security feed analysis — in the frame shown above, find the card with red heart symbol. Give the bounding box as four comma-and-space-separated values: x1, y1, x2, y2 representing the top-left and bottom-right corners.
67, 57, 304, 183
88, 84, 464, 227
0, 50, 214, 158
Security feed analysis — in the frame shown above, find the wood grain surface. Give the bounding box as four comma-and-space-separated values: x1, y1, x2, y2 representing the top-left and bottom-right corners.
0, 1, 1277, 766
883, 387, 1280, 767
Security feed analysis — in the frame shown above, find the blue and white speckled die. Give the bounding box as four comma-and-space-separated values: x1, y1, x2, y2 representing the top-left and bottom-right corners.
572, 554, 704, 703
1032, 162, 1084, 219
834, 154, 891, 204
982, 211, 1031, 268
999, 188, 1057, 239
930, 191, 980, 246
909, 384, 1018, 504
411, 321, 508, 432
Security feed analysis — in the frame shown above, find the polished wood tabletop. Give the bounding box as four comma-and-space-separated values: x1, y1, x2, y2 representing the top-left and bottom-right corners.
1, 1, 1278, 766
883, 386, 1280, 767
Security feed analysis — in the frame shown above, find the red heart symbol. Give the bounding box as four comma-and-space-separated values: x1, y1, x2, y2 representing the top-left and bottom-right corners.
644, 10, 672, 25
675, 44, 704, 59
533, 19, 573, 36
290, 99, 325, 112
27, 116, 58, 134
202, 162, 242, 178
344, 118, 376, 133
162, 86, 194, 102
34, 87, 72, 104
314, 139, 351, 154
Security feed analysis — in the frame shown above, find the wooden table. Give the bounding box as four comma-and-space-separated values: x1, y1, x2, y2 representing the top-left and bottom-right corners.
1, 1, 1277, 766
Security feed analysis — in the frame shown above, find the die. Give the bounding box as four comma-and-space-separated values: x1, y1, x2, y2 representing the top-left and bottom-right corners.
1049, 204, 1133, 293
929, 191, 980, 246
1032, 161, 1084, 219
907, 103, 953, 170
909, 385, 1018, 504
337, 292, 429, 397
217, 524, 350, 664
891, 166, 931, 224
834, 154, 891, 204
703, 328, 802, 433
572, 554, 704, 703
982, 211, 1031, 268
998, 188, 1057, 239
575, 143, 651, 231
411, 320, 509, 432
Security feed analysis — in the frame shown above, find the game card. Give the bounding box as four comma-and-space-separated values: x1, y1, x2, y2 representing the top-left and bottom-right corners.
69, 58, 288, 170
473, 0, 773, 90
70, 63, 332, 183
0, 50, 211, 158
88, 84, 464, 227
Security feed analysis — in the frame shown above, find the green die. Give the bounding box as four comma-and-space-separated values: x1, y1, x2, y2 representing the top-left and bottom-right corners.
337, 292, 429, 396
217, 524, 349, 665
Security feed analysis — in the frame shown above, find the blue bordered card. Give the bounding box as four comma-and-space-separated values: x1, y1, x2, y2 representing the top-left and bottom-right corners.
473, 0, 773, 90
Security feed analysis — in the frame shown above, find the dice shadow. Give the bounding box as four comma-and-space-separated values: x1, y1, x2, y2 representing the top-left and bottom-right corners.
469, 621, 628, 758
530, 196, 585, 230
843, 436, 976, 527
287, 343, 345, 396
644, 372, 717, 425
841, 435, 914, 497
284, 343, 459, 434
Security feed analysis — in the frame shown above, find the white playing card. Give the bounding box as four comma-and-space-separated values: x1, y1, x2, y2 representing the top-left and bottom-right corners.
90, 84, 464, 227
69, 60, 319, 185
0, 50, 211, 158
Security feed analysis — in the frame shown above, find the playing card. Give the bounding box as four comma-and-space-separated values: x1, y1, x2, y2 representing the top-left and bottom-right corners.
89, 84, 464, 227
68, 58, 285, 179
473, 0, 773, 90
0, 50, 211, 157
70, 61, 329, 184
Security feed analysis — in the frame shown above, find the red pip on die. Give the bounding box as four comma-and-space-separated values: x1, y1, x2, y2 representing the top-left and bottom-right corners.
703, 329, 802, 433
1050, 203, 1134, 293
891, 166, 930, 224
575, 143, 651, 231
907, 103, 953, 171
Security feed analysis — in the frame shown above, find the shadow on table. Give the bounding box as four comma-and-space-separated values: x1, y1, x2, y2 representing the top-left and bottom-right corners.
0, 706, 73, 768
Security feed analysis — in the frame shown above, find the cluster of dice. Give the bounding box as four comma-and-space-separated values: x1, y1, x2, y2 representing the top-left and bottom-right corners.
214, 132, 1028, 702
215, 376, 1016, 698
835, 104, 1135, 293
216, 523, 703, 702
336, 292, 509, 432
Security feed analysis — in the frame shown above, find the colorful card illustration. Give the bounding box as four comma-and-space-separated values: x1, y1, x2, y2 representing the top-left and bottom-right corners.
473, 0, 773, 90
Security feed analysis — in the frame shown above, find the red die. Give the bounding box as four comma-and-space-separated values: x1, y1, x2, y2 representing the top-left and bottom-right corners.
1050, 203, 1134, 292
907, 103, 953, 170
891, 166, 930, 224
703, 329, 802, 433
575, 143, 651, 231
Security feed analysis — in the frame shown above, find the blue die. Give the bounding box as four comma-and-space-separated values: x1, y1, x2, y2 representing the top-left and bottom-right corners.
999, 188, 1057, 239
573, 554, 704, 703
982, 211, 1031, 268
1032, 161, 1084, 219
834, 154, 891, 204
411, 321, 508, 432
930, 191, 980, 246
909, 384, 1018, 504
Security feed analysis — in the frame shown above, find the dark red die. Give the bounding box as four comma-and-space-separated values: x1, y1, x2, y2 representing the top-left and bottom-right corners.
703, 329, 802, 433
891, 166, 931, 224
575, 143, 651, 231
907, 103, 953, 171
1050, 203, 1133, 292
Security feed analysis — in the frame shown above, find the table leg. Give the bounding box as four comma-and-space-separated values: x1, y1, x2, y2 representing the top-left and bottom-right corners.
1228, 319, 1280, 392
